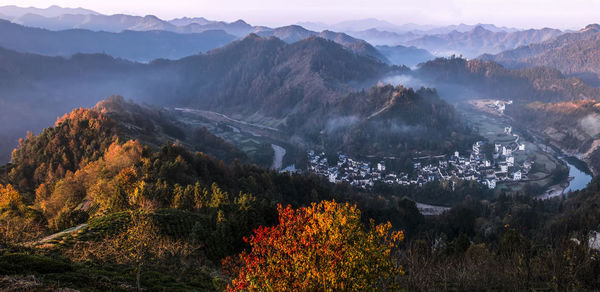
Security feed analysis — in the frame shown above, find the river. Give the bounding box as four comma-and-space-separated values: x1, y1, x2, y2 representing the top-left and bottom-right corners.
562, 156, 593, 193
539, 156, 593, 200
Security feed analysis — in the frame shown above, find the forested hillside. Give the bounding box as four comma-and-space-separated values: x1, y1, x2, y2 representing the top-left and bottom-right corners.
1, 97, 600, 290
415, 56, 600, 102
376, 45, 435, 67
318, 85, 478, 161
481, 24, 600, 84
0, 35, 480, 165
506, 100, 600, 174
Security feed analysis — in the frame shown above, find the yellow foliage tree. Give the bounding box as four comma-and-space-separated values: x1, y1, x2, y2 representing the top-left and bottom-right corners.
0, 184, 24, 211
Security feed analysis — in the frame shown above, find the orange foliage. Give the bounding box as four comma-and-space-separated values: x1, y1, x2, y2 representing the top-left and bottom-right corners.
0, 184, 24, 211
223, 200, 403, 291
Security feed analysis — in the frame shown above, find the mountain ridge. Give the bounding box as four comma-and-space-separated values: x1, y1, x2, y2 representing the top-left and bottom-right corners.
480, 24, 600, 83
0, 19, 236, 61
407, 25, 563, 58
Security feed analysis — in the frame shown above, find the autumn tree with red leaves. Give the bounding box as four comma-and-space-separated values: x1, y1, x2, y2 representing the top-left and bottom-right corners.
223, 200, 404, 291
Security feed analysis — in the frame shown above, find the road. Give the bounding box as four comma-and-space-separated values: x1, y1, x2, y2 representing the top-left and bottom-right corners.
25, 223, 88, 247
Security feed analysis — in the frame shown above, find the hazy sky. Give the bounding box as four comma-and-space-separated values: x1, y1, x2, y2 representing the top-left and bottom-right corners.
2, 0, 599, 29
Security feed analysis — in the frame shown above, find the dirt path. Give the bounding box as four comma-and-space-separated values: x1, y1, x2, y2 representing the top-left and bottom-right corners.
25, 223, 88, 247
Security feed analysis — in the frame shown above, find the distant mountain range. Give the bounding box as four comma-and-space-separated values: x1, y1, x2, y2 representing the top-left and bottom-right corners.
0, 5, 98, 18
480, 24, 600, 85
299, 20, 562, 59
0, 6, 256, 37
298, 18, 519, 35
0, 6, 389, 63
0, 20, 236, 61
1, 5, 575, 63
376, 45, 435, 67
346, 29, 419, 46
255, 25, 387, 62
406, 25, 563, 58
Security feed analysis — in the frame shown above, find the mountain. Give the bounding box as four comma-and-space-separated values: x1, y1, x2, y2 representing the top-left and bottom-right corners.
414, 56, 600, 103
0, 35, 385, 163
0, 20, 236, 61
320, 85, 477, 158
407, 25, 563, 58
255, 25, 388, 62
298, 20, 519, 38
421, 23, 520, 34
480, 24, 600, 84
4, 9, 388, 58
10, 13, 176, 32
256, 25, 314, 42
176, 19, 255, 36
328, 18, 409, 32
0, 34, 482, 166
376, 45, 435, 67
0, 47, 142, 164
0, 5, 98, 18
7, 11, 254, 36
168, 16, 213, 26
347, 29, 420, 46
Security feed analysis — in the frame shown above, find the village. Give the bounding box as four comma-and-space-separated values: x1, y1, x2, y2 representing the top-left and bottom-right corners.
306, 112, 533, 190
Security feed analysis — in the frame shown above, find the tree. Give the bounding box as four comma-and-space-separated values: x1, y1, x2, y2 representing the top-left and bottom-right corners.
223, 200, 404, 291
0, 184, 24, 211
113, 211, 160, 291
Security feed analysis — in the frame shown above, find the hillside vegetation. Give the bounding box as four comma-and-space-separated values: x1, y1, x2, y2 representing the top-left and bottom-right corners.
481, 24, 600, 84
1, 98, 600, 290
416, 56, 600, 102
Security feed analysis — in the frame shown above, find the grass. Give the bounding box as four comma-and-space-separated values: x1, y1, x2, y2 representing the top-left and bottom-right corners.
0, 251, 217, 291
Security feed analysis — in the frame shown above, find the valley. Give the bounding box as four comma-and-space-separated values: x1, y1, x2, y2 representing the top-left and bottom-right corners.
2, 3, 600, 291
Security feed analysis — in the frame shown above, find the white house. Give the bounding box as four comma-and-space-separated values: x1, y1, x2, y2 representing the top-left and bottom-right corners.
518, 144, 525, 151
501, 146, 509, 156
495, 143, 502, 153
485, 179, 497, 189
513, 170, 522, 180
504, 126, 512, 134
472, 141, 484, 155
506, 156, 515, 166
589, 231, 600, 251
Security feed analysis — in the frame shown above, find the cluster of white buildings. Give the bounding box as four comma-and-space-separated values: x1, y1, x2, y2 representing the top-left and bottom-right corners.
306, 136, 533, 190
305, 99, 537, 190
307, 151, 387, 189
